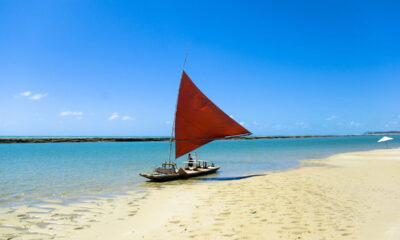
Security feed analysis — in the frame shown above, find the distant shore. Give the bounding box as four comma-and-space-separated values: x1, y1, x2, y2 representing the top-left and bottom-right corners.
0, 133, 397, 144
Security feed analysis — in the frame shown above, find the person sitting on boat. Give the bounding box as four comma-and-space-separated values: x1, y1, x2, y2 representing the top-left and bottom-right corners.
188, 153, 194, 167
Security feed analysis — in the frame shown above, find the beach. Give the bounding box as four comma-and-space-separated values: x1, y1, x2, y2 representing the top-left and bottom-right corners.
1, 147, 399, 239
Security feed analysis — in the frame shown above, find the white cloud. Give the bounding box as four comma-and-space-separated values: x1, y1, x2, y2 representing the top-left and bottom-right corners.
18, 91, 47, 100
108, 112, 119, 120
60, 111, 83, 116
229, 115, 235, 119
20, 91, 31, 96
325, 115, 337, 121
108, 113, 135, 121
294, 121, 306, 128
251, 121, 259, 126
385, 121, 399, 129
29, 93, 47, 100
336, 121, 345, 127
165, 120, 172, 125
122, 116, 134, 121
239, 121, 246, 126
349, 121, 361, 127
272, 123, 289, 130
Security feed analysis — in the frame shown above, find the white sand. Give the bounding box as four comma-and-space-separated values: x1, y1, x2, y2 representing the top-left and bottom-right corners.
1, 148, 400, 240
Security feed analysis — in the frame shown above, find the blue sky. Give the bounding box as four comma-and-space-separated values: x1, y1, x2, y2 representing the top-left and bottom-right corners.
0, 0, 399, 136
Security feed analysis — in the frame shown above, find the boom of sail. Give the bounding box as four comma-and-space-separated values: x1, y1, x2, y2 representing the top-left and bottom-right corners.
174, 71, 251, 159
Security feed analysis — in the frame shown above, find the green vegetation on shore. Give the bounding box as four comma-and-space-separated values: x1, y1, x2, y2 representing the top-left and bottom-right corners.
1, 133, 398, 144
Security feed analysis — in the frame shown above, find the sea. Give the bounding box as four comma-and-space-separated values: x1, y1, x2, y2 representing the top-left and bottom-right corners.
0, 135, 399, 207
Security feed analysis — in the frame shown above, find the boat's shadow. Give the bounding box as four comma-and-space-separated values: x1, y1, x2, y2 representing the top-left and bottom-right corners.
196, 174, 265, 181
139, 174, 265, 189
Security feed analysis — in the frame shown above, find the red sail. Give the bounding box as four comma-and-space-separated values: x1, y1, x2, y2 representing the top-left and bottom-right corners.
175, 71, 251, 159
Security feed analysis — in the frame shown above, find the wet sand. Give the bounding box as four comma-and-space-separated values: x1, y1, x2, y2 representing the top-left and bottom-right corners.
1, 148, 400, 240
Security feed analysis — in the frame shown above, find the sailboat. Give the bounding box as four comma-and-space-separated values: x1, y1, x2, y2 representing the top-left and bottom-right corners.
139, 71, 251, 181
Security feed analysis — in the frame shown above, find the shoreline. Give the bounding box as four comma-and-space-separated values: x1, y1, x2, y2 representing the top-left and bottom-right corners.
1, 148, 400, 239
0, 144, 389, 209
0, 133, 397, 144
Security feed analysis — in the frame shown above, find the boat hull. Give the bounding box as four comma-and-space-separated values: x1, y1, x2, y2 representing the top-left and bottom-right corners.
139, 166, 220, 182
139, 172, 181, 182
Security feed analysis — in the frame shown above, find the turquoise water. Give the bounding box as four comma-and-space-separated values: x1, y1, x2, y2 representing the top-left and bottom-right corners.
0, 135, 399, 207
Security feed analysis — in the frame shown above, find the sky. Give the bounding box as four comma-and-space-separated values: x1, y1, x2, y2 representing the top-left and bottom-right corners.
0, 0, 399, 136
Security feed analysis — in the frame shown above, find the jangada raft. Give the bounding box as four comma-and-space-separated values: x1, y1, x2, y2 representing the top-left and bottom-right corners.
139, 71, 251, 182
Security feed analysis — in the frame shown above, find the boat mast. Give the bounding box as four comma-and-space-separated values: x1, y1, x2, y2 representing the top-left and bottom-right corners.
167, 49, 189, 163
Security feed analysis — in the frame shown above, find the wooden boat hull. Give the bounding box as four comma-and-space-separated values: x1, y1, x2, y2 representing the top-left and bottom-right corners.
139, 166, 220, 182
139, 172, 181, 182
177, 166, 220, 179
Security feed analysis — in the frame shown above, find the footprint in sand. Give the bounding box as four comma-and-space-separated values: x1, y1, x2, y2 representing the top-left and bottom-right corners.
128, 210, 137, 216
17, 214, 29, 219
220, 211, 231, 216
214, 222, 225, 226
223, 233, 235, 237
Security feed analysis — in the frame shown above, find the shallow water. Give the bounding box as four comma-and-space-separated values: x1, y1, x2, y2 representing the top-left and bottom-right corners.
0, 135, 398, 207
